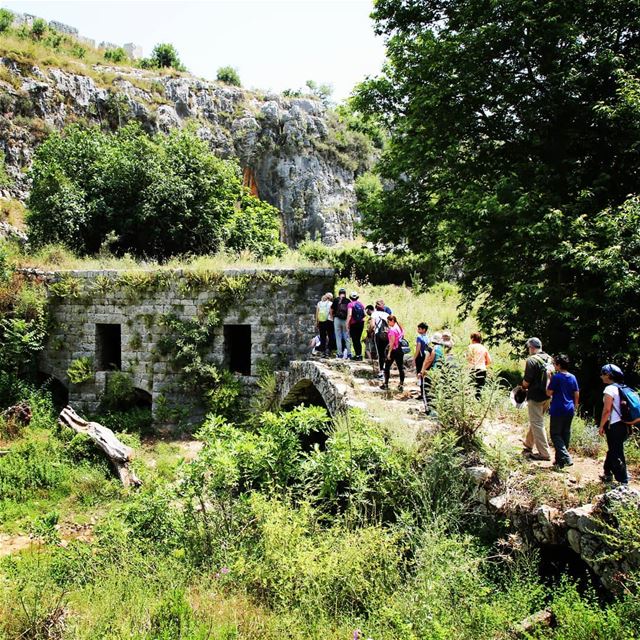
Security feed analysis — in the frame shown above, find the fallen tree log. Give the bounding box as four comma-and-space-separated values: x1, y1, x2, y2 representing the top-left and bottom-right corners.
58, 406, 142, 488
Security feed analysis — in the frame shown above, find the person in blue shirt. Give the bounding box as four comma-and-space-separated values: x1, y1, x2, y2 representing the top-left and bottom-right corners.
546, 354, 580, 468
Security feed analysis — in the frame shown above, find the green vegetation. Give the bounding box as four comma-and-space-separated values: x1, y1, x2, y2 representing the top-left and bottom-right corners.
300, 240, 439, 286
0, 9, 13, 33
354, 0, 640, 394
103, 46, 128, 63
27, 123, 285, 260
216, 65, 241, 86
141, 42, 186, 71
66, 357, 94, 385
1, 380, 639, 638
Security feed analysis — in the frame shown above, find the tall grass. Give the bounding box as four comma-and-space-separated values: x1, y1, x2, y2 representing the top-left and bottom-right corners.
340, 277, 523, 376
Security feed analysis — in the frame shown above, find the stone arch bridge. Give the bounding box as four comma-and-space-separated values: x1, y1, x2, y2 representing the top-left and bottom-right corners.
276, 360, 369, 417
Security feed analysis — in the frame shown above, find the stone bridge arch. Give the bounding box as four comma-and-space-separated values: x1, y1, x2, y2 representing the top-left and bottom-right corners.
276, 361, 351, 417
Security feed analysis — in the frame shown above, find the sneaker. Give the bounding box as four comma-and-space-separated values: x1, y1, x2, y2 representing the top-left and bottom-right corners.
521, 447, 533, 457
600, 474, 614, 483
335, 354, 343, 359
353, 355, 363, 361
398, 385, 404, 392
377, 372, 384, 380
380, 383, 389, 390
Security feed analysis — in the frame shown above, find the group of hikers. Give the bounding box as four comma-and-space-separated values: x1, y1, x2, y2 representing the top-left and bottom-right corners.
315, 291, 636, 486
314, 288, 491, 394
518, 337, 635, 485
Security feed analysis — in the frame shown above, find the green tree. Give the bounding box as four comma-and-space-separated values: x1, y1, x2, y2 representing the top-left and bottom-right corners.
355, 0, 640, 387
148, 43, 185, 71
30, 17, 47, 40
0, 8, 14, 33
216, 66, 241, 87
26, 124, 285, 260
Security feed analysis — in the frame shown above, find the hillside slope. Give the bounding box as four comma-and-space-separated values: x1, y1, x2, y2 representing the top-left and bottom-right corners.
0, 55, 373, 246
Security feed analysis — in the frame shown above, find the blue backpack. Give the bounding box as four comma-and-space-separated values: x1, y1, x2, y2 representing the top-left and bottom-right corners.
615, 384, 640, 424
351, 301, 365, 323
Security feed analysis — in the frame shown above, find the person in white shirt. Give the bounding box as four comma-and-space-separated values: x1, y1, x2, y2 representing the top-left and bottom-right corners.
598, 363, 630, 485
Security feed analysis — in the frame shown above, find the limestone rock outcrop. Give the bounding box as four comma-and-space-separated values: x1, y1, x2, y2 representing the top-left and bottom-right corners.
0, 59, 372, 245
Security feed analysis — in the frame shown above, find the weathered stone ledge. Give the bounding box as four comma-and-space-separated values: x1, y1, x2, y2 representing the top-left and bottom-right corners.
467, 465, 640, 591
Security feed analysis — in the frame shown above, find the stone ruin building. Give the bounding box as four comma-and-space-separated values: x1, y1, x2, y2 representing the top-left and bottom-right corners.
37, 267, 334, 421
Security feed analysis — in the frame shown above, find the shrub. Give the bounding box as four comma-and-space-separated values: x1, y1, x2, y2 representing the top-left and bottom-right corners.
27, 123, 285, 259
0, 437, 66, 500
429, 365, 501, 450
239, 495, 403, 616
96, 407, 153, 434
104, 46, 127, 63
30, 18, 47, 40
100, 371, 136, 411
299, 240, 439, 286
147, 43, 185, 71
216, 65, 241, 86
0, 8, 13, 33
66, 357, 94, 385
570, 415, 602, 457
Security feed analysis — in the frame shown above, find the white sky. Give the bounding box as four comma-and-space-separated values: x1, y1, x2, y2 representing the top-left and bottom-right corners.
1, 0, 386, 102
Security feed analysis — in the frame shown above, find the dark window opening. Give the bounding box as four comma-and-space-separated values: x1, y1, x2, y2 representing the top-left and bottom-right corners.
224, 325, 251, 375
96, 324, 122, 371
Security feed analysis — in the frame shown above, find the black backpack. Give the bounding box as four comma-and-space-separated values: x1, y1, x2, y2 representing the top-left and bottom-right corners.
375, 316, 389, 343
335, 297, 349, 320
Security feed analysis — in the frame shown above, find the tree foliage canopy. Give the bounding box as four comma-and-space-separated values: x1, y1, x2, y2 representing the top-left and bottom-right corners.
27, 124, 285, 260
354, 0, 640, 384
216, 66, 241, 87
142, 43, 186, 71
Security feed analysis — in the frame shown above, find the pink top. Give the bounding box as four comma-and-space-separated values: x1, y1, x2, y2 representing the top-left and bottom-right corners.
388, 324, 404, 350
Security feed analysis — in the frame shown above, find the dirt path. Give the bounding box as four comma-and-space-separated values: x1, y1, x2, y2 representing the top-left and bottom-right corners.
316, 355, 639, 500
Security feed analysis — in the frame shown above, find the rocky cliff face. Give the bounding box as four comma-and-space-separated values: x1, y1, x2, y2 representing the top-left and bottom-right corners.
0, 59, 371, 245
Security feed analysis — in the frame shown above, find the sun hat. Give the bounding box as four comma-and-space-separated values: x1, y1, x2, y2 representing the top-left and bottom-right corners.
526, 337, 542, 349
349, 292, 359, 300
441, 330, 454, 348
431, 332, 443, 345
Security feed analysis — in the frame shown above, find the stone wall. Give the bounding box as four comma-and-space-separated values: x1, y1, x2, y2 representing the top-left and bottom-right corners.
38, 267, 334, 419
467, 466, 640, 591
9, 11, 138, 55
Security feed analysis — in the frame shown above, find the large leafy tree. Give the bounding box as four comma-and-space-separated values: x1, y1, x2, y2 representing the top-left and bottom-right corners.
355, 0, 640, 388
27, 123, 285, 260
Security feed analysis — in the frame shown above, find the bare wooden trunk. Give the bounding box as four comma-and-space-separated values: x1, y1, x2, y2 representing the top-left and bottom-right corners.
58, 406, 142, 487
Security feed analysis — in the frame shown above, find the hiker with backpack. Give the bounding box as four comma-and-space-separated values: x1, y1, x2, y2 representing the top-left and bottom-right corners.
315, 292, 333, 357
330, 288, 351, 359
546, 354, 579, 469
346, 292, 366, 361
419, 332, 445, 408
598, 364, 633, 485
381, 315, 405, 391
369, 301, 390, 378
521, 337, 553, 461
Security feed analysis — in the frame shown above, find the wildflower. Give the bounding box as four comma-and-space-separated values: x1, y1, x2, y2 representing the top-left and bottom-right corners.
353, 630, 361, 640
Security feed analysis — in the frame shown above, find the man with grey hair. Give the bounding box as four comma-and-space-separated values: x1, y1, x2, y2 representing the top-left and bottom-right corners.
521, 337, 553, 461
